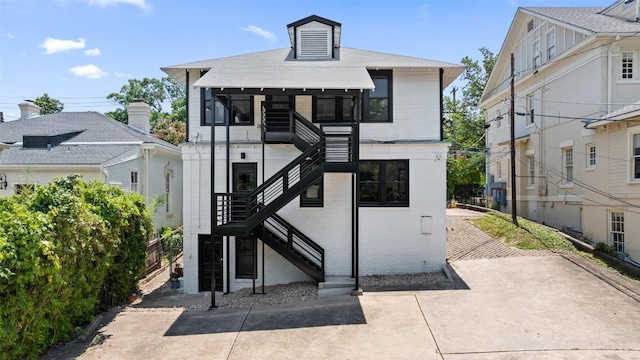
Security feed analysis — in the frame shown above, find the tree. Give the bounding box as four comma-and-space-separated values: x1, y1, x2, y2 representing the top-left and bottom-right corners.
34, 93, 64, 114
105, 77, 186, 126
152, 116, 186, 145
445, 48, 496, 200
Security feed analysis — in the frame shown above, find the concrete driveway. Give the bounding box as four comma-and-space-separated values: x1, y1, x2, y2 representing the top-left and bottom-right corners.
45, 210, 640, 359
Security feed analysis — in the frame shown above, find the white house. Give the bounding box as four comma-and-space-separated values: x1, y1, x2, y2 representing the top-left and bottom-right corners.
0, 100, 183, 231
480, 1, 640, 260
162, 15, 463, 294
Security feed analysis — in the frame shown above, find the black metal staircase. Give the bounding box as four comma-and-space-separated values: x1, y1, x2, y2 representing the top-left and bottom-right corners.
213, 102, 357, 282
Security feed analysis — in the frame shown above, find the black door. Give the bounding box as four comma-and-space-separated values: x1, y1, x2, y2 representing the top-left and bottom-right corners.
231, 163, 257, 221
199, 235, 223, 292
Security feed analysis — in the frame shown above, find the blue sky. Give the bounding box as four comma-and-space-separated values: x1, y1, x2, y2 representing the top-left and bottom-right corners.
0, 0, 611, 121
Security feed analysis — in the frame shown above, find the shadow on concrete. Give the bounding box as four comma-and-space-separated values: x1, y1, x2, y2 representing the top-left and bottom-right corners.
164, 296, 366, 336
446, 262, 470, 290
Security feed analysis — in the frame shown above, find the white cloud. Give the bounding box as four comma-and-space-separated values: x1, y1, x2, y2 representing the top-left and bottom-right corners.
115, 72, 131, 78
85, 48, 101, 56
40, 37, 86, 55
242, 25, 276, 42
69, 64, 108, 79
3, 33, 15, 39
88, 0, 150, 10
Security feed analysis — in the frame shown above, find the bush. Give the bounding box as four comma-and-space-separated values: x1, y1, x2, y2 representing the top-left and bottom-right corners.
0, 175, 153, 359
595, 242, 618, 257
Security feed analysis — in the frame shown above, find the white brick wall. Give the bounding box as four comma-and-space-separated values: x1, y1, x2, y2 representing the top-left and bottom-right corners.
180, 142, 448, 293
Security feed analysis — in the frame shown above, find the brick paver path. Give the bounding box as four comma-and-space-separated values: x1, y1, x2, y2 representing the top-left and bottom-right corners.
446, 211, 552, 261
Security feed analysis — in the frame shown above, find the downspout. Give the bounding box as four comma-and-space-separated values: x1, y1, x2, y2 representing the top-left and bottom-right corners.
144, 148, 150, 207
210, 86, 217, 309
186, 70, 190, 143
439, 68, 445, 141
607, 36, 621, 113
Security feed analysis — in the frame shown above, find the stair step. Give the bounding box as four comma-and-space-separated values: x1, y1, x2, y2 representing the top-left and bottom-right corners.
318, 276, 354, 289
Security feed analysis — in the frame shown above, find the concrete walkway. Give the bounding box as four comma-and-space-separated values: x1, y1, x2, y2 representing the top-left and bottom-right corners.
44, 208, 640, 359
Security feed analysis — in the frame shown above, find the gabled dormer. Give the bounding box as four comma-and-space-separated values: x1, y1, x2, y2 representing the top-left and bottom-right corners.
287, 15, 341, 60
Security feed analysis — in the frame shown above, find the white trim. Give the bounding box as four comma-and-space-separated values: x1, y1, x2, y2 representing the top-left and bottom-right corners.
559, 139, 574, 148
526, 148, 535, 155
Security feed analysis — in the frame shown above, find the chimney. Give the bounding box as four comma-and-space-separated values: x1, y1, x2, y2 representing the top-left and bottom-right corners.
18, 100, 41, 118
126, 99, 151, 134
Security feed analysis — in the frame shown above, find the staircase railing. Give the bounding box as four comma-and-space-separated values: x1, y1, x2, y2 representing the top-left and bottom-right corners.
215, 144, 321, 227
320, 124, 354, 164
262, 102, 320, 149
262, 213, 324, 270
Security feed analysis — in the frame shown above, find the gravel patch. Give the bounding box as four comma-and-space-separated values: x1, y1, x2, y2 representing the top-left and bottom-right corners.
360, 272, 449, 287
216, 282, 318, 309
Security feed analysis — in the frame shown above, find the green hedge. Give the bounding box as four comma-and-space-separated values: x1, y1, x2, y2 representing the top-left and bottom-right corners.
0, 175, 153, 359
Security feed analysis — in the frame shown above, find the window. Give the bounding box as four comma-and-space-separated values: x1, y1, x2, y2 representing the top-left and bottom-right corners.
202, 89, 253, 126
165, 172, 170, 213
546, 29, 556, 60
610, 212, 624, 253
359, 160, 409, 207
497, 162, 502, 180
528, 156, 536, 186
363, 70, 392, 122
527, 20, 534, 33
633, 134, 640, 179
587, 144, 596, 168
532, 40, 541, 68
130, 171, 138, 193
564, 148, 573, 183
526, 94, 535, 126
622, 51, 634, 80
312, 96, 358, 122
300, 164, 323, 207
236, 237, 256, 279
233, 163, 257, 192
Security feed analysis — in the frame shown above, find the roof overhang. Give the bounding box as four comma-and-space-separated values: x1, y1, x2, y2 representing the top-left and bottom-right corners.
586, 102, 640, 129
497, 133, 530, 146
193, 66, 375, 92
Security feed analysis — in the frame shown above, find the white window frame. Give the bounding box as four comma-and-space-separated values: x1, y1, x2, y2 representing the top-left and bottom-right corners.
526, 93, 535, 126
497, 162, 503, 180
532, 40, 541, 68
609, 211, 625, 254
528, 155, 536, 187
546, 28, 556, 61
130, 171, 139, 193
631, 131, 640, 182
586, 143, 596, 169
621, 50, 637, 81
563, 147, 573, 183
165, 172, 170, 213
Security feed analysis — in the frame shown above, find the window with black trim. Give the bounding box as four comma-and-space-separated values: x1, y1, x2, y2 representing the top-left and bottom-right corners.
312, 95, 358, 122
359, 160, 408, 207
236, 237, 256, 279
201, 89, 253, 126
300, 164, 323, 207
363, 70, 392, 122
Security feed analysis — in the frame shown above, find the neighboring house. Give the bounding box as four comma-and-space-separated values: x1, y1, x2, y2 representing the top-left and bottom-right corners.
584, 102, 640, 262
162, 15, 463, 294
480, 1, 640, 260
0, 100, 183, 231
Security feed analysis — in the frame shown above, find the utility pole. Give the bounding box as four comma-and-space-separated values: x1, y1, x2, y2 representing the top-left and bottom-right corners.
510, 53, 518, 226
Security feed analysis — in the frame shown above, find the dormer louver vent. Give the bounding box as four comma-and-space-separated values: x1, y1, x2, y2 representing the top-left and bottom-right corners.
527, 20, 534, 33
300, 29, 330, 57
298, 28, 331, 58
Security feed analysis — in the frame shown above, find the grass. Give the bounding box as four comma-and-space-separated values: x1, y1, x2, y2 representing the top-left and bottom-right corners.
470, 211, 576, 252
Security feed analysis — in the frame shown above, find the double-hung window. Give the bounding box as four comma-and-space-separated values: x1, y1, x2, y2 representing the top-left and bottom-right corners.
300, 163, 323, 207
363, 70, 392, 122
587, 144, 596, 169
526, 94, 535, 126
130, 171, 139, 193
633, 134, 640, 180
610, 212, 625, 253
312, 95, 358, 122
532, 40, 541, 68
359, 160, 409, 207
564, 147, 573, 183
528, 156, 536, 186
546, 29, 556, 60
622, 51, 635, 80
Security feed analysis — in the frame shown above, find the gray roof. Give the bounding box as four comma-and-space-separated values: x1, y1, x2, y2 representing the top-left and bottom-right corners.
0, 112, 177, 149
587, 100, 640, 128
163, 47, 464, 89
0, 144, 137, 165
0, 112, 179, 166
522, 7, 640, 34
